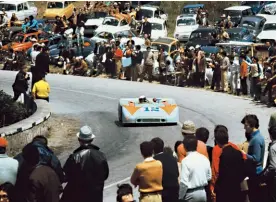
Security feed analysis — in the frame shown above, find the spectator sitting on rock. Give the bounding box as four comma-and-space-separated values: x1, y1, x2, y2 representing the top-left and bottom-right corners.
116, 184, 134, 202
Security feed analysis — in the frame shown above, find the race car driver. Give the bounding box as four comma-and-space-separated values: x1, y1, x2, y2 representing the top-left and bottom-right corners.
139, 95, 147, 103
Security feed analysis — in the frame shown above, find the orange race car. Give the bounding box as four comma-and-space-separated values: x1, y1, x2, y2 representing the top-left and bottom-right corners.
1, 30, 50, 52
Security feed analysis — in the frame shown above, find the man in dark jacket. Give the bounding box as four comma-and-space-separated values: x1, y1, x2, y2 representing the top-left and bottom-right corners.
151, 137, 179, 202
61, 125, 109, 202
23, 144, 61, 202
34, 46, 50, 88
214, 127, 245, 202
131, 45, 143, 81
141, 17, 152, 39
12, 65, 29, 102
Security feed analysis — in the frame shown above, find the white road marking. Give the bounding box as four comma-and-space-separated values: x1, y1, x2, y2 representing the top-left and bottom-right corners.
104, 177, 131, 189
51, 87, 117, 100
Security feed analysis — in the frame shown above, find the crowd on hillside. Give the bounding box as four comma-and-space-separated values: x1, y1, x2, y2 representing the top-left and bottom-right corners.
0, 113, 276, 202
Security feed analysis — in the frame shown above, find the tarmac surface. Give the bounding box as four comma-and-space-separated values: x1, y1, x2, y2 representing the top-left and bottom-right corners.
0, 70, 274, 201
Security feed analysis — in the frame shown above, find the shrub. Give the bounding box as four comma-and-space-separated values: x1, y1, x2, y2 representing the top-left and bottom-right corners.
0, 90, 29, 127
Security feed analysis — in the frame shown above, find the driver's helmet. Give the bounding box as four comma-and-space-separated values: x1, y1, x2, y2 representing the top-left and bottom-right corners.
139, 95, 146, 103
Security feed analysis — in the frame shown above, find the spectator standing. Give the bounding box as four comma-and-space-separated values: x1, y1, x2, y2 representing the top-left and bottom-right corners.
179, 135, 211, 202
12, 65, 30, 103
262, 69, 276, 107
268, 112, 276, 129
197, 50, 206, 88
10, 13, 18, 26
131, 45, 143, 81
105, 46, 114, 76
23, 144, 61, 202
35, 46, 50, 85
210, 53, 221, 91
241, 115, 265, 202
151, 138, 179, 202
220, 51, 229, 92
177, 121, 209, 163
130, 141, 163, 202
240, 54, 248, 95
32, 76, 50, 102
267, 41, 276, 58
76, 22, 85, 48
141, 17, 152, 39
0, 137, 18, 186
260, 126, 276, 202
214, 127, 245, 202
229, 55, 240, 94
139, 46, 154, 83
61, 126, 109, 202
113, 41, 123, 79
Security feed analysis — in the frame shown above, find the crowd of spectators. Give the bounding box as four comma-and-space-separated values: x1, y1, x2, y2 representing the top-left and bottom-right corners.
0, 113, 275, 202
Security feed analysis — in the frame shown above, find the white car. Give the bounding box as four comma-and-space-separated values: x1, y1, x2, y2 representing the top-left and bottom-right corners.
84, 12, 108, 37
0, 1, 37, 21
91, 27, 145, 46
138, 5, 168, 22
147, 18, 167, 40
173, 14, 198, 42
256, 15, 276, 44
100, 16, 130, 29
256, 3, 276, 18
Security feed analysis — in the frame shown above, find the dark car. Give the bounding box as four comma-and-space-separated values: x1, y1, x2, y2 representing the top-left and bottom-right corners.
226, 27, 255, 42
186, 27, 219, 47
84, 12, 108, 38
238, 16, 266, 38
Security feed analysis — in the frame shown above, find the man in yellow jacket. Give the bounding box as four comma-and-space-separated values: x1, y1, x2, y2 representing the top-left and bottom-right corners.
32, 76, 50, 102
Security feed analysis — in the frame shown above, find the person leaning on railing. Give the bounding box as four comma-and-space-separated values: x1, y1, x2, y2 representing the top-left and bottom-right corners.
32, 76, 50, 102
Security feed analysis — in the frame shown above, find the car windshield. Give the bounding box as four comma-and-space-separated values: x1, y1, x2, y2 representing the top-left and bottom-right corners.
102, 18, 119, 26
84, 12, 107, 20
190, 31, 215, 40
140, 9, 154, 18
241, 20, 256, 28
182, 7, 199, 14
151, 23, 163, 30
263, 23, 276, 31
151, 44, 169, 52
259, 3, 276, 15
225, 10, 242, 17
13, 35, 24, 43
177, 18, 196, 26
47, 2, 64, 9
0, 4, 16, 11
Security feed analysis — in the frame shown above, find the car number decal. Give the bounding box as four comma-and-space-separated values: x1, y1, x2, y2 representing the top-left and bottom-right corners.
144, 107, 160, 112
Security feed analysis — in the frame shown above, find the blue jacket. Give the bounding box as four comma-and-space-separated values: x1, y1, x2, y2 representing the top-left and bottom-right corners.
29, 19, 38, 29
247, 130, 265, 174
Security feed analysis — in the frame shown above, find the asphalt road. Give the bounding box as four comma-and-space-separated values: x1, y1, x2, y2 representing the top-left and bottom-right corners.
0, 70, 274, 201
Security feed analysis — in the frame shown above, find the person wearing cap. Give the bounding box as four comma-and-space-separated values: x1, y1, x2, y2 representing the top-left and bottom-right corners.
176, 121, 209, 163
0, 137, 19, 186
139, 46, 154, 83
179, 135, 211, 202
62, 125, 109, 202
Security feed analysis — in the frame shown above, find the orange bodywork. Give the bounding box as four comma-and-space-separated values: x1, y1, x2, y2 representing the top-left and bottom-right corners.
2, 30, 48, 52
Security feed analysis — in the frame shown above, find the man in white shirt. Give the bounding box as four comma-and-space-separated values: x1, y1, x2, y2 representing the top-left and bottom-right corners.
179, 135, 211, 202
76, 22, 84, 47
229, 55, 240, 95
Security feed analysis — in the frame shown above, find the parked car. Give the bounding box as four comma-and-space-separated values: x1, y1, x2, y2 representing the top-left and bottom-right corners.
186, 27, 219, 47
148, 18, 167, 40
256, 15, 276, 44
181, 4, 204, 15
173, 14, 198, 42
151, 37, 180, 57
1, 30, 50, 52
84, 12, 108, 37
43, 1, 75, 20
136, 5, 168, 22
100, 15, 130, 29
0, 1, 37, 21
238, 16, 266, 38
223, 6, 254, 26
1, 26, 22, 46
241, 1, 275, 14
257, 2, 276, 17
92, 27, 145, 46
226, 27, 255, 42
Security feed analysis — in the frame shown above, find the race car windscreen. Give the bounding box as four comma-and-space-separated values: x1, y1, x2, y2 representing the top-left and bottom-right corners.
0, 4, 16, 11
263, 23, 276, 31
151, 23, 163, 30
47, 2, 64, 9
177, 18, 196, 26
102, 18, 119, 26
140, 9, 154, 19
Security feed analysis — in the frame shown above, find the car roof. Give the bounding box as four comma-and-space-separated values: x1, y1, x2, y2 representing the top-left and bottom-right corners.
183, 4, 204, 9
177, 14, 197, 19
224, 6, 251, 11
152, 37, 177, 45
147, 18, 165, 24
241, 16, 266, 22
